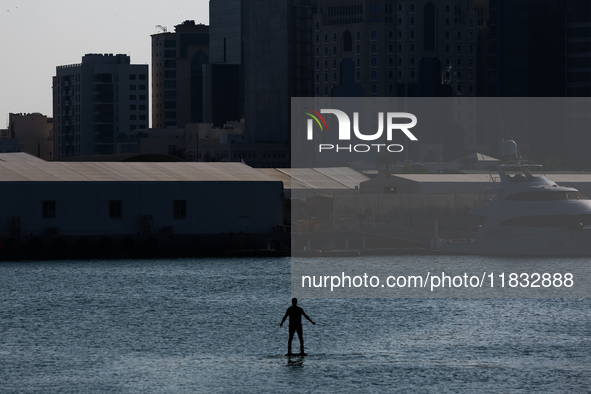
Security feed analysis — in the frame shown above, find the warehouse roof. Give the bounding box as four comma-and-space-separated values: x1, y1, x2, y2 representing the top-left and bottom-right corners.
258, 167, 369, 190
0, 152, 278, 182
360, 172, 591, 194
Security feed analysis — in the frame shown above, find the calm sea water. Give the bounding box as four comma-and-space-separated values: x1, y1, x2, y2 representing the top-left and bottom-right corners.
1, 257, 590, 393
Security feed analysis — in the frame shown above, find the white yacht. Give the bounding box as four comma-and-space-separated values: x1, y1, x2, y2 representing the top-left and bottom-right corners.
437, 141, 591, 256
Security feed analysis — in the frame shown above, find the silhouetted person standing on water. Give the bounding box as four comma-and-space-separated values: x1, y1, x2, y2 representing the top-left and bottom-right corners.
280, 298, 316, 355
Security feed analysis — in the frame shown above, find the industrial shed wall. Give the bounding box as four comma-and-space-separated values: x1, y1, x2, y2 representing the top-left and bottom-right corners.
0, 180, 282, 236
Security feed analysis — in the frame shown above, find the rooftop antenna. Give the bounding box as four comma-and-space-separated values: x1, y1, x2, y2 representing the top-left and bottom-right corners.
155, 25, 168, 33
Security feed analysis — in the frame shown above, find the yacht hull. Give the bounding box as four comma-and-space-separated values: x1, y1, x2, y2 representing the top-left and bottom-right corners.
438, 228, 591, 256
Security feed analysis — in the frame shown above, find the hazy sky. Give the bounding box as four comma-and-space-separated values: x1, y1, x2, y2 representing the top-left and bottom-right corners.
1, 0, 209, 127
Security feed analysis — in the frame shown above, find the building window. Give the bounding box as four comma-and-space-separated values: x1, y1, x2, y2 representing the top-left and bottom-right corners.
457, 32, 462, 41
371, 57, 378, 66
42, 201, 56, 218
371, 44, 378, 53
410, 3, 415, 13
371, 30, 378, 40
109, 200, 122, 219
174, 200, 186, 220
371, 84, 378, 94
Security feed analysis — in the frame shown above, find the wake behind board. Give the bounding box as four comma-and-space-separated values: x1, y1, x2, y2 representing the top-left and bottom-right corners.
285, 352, 308, 357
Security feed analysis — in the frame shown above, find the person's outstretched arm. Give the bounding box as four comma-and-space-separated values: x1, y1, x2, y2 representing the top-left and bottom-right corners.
280, 310, 288, 327
302, 310, 316, 325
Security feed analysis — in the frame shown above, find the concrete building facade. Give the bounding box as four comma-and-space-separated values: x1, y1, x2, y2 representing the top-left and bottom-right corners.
8, 113, 54, 161
151, 21, 209, 129
53, 54, 149, 158
312, 0, 477, 98
244, 0, 316, 148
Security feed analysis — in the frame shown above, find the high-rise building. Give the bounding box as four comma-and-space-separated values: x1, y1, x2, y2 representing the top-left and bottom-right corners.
487, 0, 566, 97
151, 21, 209, 129
565, 0, 591, 97
210, 0, 244, 64
206, 0, 244, 127
244, 0, 317, 147
312, 0, 477, 98
53, 54, 148, 158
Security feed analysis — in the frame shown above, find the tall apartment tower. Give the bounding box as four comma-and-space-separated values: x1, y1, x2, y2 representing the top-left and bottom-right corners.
205, 0, 244, 127
152, 21, 209, 129
488, 0, 566, 97
53, 54, 149, 158
210, 0, 244, 64
312, 0, 477, 98
244, 0, 317, 145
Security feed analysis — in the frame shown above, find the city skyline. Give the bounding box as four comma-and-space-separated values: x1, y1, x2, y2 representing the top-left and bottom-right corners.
0, 0, 209, 125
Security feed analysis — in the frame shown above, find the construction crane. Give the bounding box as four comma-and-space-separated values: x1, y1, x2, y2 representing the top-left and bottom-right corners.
155, 25, 167, 33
